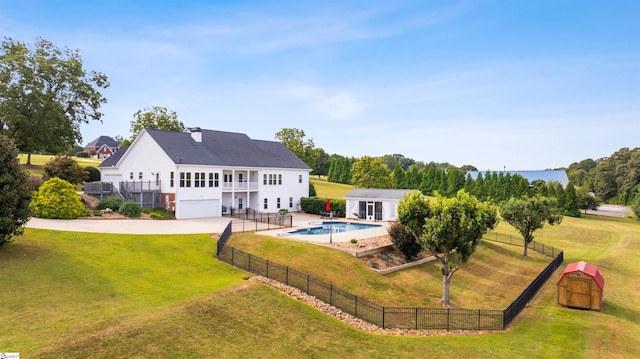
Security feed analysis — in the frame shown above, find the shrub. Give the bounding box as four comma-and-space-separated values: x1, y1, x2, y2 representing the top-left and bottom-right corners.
85, 166, 101, 182
119, 201, 142, 218
309, 182, 317, 197
350, 238, 358, 244
26, 174, 45, 192
97, 196, 124, 211
75, 151, 89, 158
388, 222, 422, 260
634, 200, 640, 220
300, 197, 346, 217
30, 178, 84, 219
43, 156, 88, 185
149, 208, 175, 220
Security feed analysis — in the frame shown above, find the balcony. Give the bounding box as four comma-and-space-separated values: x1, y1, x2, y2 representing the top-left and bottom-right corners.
222, 181, 259, 191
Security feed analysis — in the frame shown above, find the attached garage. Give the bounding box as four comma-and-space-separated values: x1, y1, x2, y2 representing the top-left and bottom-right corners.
177, 199, 220, 219
556, 261, 605, 311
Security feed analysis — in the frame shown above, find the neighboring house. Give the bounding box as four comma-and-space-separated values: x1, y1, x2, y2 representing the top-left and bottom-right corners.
344, 188, 414, 221
98, 127, 311, 219
85, 135, 120, 159
466, 170, 569, 188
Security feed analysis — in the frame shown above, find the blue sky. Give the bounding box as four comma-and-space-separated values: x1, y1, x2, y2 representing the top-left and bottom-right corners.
1, 0, 638, 170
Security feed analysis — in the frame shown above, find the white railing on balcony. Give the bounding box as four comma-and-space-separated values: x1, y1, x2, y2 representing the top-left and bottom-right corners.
222, 181, 259, 191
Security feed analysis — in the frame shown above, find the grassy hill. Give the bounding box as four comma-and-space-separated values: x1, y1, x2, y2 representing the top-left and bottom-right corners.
18, 153, 102, 176
1, 213, 639, 358
311, 178, 353, 199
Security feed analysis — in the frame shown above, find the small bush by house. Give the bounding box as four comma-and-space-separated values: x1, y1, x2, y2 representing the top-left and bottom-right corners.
97, 196, 124, 211
119, 201, 142, 218
84, 166, 101, 182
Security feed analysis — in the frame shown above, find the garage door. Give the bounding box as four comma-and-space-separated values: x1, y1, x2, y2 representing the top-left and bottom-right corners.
177, 199, 220, 219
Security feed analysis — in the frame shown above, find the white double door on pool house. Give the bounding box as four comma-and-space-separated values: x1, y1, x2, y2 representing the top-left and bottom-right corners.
358, 201, 383, 221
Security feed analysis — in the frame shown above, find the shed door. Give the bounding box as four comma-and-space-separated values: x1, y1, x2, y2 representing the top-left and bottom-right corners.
567, 277, 591, 309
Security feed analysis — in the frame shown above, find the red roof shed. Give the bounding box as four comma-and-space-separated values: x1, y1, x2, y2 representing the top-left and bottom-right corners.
556, 261, 605, 311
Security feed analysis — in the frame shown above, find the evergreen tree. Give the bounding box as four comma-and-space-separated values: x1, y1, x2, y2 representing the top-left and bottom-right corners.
391, 163, 406, 189
0, 135, 32, 247
564, 182, 580, 217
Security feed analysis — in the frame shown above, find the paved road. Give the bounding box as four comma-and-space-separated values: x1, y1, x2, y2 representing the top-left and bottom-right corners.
585, 204, 633, 218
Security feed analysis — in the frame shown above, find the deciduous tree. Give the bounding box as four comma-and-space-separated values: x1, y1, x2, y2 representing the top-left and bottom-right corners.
350, 156, 391, 188
500, 195, 563, 256
0, 135, 31, 247
0, 37, 109, 164
419, 190, 497, 307
130, 106, 184, 140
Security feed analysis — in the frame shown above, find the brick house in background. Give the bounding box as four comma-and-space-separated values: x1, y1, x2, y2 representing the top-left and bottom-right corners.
84, 135, 120, 159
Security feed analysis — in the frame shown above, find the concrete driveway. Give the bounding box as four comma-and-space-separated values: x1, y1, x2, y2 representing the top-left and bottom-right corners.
26, 216, 231, 234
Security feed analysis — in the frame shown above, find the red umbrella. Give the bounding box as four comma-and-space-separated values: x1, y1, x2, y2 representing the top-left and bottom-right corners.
326, 199, 331, 212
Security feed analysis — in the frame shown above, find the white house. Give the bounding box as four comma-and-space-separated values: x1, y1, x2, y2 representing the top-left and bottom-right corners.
99, 128, 311, 219
344, 189, 415, 221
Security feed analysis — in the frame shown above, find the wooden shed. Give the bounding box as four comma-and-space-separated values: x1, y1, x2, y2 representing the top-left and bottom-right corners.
556, 261, 605, 311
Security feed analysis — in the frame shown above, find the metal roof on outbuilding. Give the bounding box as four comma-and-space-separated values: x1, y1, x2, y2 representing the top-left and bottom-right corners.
556, 261, 605, 291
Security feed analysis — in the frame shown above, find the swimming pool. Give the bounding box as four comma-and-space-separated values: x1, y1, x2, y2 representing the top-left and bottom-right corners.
287, 221, 382, 235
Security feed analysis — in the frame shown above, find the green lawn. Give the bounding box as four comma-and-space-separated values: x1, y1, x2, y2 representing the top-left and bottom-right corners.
311, 179, 353, 199
226, 232, 551, 308
18, 153, 102, 176
1, 214, 639, 358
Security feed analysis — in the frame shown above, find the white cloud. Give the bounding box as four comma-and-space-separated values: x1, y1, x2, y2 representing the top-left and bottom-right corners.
277, 84, 366, 119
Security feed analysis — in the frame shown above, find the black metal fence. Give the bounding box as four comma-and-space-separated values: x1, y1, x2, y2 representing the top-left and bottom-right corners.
483, 231, 562, 258
229, 212, 293, 233
216, 225, 563, 331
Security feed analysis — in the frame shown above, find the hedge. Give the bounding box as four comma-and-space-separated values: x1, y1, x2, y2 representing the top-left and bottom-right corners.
300, 197, 345, 217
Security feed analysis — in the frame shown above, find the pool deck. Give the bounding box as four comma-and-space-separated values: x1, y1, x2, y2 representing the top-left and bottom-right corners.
258, 213, 391, 244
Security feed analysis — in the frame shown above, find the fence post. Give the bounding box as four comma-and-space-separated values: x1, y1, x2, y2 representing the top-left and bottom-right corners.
248, 254, 251, 272
416, 308, 419, 330
330, 284, 333, 305
447, 308, 450, 331
382, 307, 385, 329
478, 309, 481, 330
266, 260, 269, 278
355, 296, 358, 317
286, 266, 289, 285
306, 274, 310, 294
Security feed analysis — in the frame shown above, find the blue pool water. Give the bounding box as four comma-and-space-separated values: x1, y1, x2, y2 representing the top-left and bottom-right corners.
288, 221, 381, 235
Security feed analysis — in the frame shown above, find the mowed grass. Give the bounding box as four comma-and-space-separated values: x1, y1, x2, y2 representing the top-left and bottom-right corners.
1, 214, 639, 358
0, 229, 246, 357
311, 178, 353, 199
226, 232, 551, 308
17, 153, 102, 176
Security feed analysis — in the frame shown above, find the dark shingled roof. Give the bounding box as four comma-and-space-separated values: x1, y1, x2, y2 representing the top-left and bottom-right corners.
99, 145, 129, 167
101, 129, 311, 169
86, 135, 119, 148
